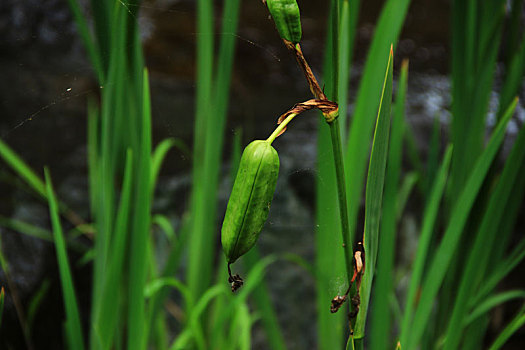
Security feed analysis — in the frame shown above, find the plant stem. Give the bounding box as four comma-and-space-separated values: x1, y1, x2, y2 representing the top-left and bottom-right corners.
354, 337, 364, 350
328, 118, 354, 280
267, 113, 297, 144
284, 38, 353, 284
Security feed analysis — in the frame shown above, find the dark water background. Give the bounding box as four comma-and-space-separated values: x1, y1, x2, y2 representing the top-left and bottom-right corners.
0, 0, 524, 348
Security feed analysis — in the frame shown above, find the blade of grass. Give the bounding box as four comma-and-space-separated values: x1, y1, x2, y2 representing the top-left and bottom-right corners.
316, 3, 345, 348
64, 0, 104, 81
354, 45, 393, 340
44, 168, 85, 350
152, 214, 177, 243
488, 305, 525, 350
465, 290, 525, 326
405, 99, 518, 349
127, 68, 152, 350
370, 58, 407, 350
151, 138, 186, 196
187, 0, 240, 301
473, 235, 525, 306
0, 287, 4, 329
27, 279, 51, 336
93, 149, 133, 349
396, 172, 418, 220
444, 105, 525, 349
425, 116, 441, 197
186, 0, 216, 299
399, 144, 453, 346
243, 248, 287, 350
344, 0, 411, 252
0, 139, 46, 198
337, 0, 361, 137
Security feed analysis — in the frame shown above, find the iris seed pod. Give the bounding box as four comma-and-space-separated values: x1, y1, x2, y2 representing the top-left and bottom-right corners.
221, 140, 280, 264
266, 0, 302, 44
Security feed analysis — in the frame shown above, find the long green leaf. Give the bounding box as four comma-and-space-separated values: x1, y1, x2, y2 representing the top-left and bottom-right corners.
315, 3, 345, 348
187, 0, 240, 301
0, 287, 4, 329
444, 101, 525, 349
44, 168, 85, 350
488, 305, 525, 350
370, 58, 408, 350
94, 149, 134, 349
399, 145, 453, 345
355, 46, 393, 339
127, 68, 153, 350
465, 290, 525, 326
405, 99, 517, 349
0, 139, 46, 198
344, 0, 411, 253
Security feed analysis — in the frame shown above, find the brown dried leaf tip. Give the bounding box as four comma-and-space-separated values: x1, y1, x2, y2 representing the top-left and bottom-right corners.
330, 294, 347, 313
348, 293, 361, 319
228, 274, 244, 292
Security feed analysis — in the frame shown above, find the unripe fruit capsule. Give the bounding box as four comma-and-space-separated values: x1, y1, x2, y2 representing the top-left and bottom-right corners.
221, 140, 280, 264
266, 0, 302, 44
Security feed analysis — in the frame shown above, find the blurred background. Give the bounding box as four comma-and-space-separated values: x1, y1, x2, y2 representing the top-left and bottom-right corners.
0, 0, 524, 348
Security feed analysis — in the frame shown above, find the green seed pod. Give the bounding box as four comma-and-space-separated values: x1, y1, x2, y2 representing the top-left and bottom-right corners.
221, 140, 280, 264
266, 0, 302, 44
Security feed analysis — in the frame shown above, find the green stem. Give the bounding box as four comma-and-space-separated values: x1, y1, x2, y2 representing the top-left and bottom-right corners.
354, 337, 364, 350
267, 113, 297, 144
328, 118, 354, 282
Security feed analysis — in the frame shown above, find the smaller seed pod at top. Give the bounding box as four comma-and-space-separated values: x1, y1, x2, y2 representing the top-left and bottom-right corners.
266, 0, 302, 44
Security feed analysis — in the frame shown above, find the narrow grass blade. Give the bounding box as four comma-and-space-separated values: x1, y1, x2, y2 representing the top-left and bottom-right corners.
498, 32, 525, 119
144, 277, 193, 308
0, 216, 52, 242
0, 287, 4, 329
243, 249, 287, 350
355, 46, 394, 339
316, 4, 345, 347
399, 145, 453, 345
170, 285, 228, 350
64, 0, 104, 81
0, 139, 46, 198
474, 236, 525, 305
186, 0, 215, 298
227, 302, 253, 350
127, 69, 153, 350
425, 116, 441, 197
187, 0, 240, 301
344, 0, 411, 249
444, 103, 525, 349
27, 279, 51, 335
93, 149, 133, 349
370, 58, 407, 350
396, 172, 418, 220
488, 306, 525, 350
465, 290, 525, 326
337, 0, 361, 136
44, 168, 85, 350
211, 256, 278, 346
152, 214, 177, 243
405, 99, 518, 349
151, 138, 177, 195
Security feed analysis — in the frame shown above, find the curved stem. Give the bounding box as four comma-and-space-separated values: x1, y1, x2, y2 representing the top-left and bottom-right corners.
267, 113, 297, 144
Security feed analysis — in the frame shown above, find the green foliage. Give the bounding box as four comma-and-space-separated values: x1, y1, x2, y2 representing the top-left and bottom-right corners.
354, 46, 394, 340
44, 169, 85, 350
0, 0, 523, 349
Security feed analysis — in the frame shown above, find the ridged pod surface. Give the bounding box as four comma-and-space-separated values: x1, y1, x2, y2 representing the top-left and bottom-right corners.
266, 0, 302, 44
221, 140, 280, 263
